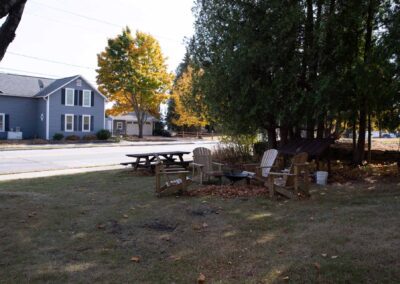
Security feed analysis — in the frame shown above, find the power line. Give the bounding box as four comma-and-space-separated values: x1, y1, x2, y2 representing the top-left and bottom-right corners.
31, 0, 122, 28
0, 67, 61, 78
7, 52, 96, 70
25, 11, 109, 35
30, 0, 182, 43
0, 67, 99, 85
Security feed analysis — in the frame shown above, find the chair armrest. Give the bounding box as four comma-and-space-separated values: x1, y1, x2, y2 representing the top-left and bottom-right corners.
160, 170, 190, 175
259, 166, 275, 169
293, 162, 309, 166
163, 167, 186, 172
190, 162, 204, 168
268, 172, 296, 177
212, 162, 224, 166
242, 163, 259, 167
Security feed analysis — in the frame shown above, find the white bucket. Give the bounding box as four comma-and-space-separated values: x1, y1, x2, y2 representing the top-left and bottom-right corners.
316, 171, 328, 185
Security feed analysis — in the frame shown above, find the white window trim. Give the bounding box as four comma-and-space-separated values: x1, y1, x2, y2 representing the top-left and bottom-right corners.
82, 90, 91, 107
82, 115, 91, 132
116, 122, 123, 130
65, 114, 74, 132
65, 88, 75, 106
0, 113, 5, 132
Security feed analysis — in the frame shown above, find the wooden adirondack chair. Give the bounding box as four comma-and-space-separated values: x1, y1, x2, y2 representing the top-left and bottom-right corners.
267, 152, 310, 200
243, 149, 278, 183
155, 156, 191, 197
190, 147, 224, 184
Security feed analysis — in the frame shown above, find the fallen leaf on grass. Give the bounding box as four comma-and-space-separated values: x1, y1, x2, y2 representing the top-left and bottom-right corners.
202, 222, 208, 228
28, 212, 37, 218
96, 224, 106, 230
168, 255, 181, 261
331, 255, 338, 259
197, 273, 206, 283
314, 262, 321, 270
321, 253, 327, 257
192, 224, 202, 230
282, 276, 290, 281
123, 214, 129, 218
131, 256, 140, 263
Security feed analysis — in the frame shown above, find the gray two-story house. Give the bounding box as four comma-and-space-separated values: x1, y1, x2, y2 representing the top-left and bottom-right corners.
0, 73, 106, 140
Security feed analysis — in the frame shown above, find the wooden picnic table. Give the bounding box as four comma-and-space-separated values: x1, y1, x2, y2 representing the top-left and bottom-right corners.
124, 151, 191, 171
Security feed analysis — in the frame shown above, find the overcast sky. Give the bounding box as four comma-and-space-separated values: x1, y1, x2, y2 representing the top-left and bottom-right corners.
0, 0, 195, 84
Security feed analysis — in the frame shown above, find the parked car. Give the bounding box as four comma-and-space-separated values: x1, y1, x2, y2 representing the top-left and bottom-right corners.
382, 133, 396, 138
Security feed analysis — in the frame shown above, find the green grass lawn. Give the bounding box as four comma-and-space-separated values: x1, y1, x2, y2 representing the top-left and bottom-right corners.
0, 170, 399, 283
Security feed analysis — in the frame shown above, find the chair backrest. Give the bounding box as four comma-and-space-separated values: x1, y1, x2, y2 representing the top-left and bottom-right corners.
260, 149, 278, 177
192, 147, 213, 172
283, 152, 308, 187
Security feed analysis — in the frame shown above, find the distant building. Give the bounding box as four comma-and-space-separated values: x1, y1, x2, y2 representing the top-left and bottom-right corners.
0, 73, 106, 140
108, 112, 158, 136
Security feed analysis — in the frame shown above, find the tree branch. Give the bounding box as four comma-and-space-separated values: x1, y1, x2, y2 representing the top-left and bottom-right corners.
0, 0, 27, 61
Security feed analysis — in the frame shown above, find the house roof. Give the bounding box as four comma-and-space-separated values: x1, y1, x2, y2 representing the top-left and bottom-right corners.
34, 75, 79, 97
0, 73, 55, 98
110, 112, 158, 122
0, 72, 106, 100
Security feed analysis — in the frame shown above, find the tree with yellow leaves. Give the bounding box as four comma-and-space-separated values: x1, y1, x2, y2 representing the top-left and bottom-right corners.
170, 65, 208, 131
97, 27, 172, 138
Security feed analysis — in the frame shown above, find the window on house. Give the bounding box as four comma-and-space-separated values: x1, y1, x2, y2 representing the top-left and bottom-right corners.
65, 114, 74, 132
82, 115, 91, 132
0, 113, 4, 132
65, 88, 74, 106
116, 122, 123, 130
83, 90, 91, 107
76, 79, 82, 87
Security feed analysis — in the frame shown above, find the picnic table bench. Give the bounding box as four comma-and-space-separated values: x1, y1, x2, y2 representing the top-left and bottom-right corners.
123, 151, 192, 171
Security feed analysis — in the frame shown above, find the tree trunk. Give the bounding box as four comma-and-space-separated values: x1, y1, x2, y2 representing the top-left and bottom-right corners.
306, 118, 315, 139
352, 114, 357, 153
267, 128, 277, 149
316, 115, 325, 139
288, 126, 295, 140
138, 122, 143, 138
266, 115, 277, 148
367, 112, 372, 162
294, 126, 302, 139
0, 0, 26, 61
355, 103, 367, 164
355, 0, 375, 165
135, 111, 144, 139
280, 126, 289, 146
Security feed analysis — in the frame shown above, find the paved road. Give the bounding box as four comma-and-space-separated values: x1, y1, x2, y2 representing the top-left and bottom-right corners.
0, 141, 219, 175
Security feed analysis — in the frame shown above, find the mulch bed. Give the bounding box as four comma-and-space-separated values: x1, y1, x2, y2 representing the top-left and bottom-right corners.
329, 162, 398, 183
186, 184, 268, 198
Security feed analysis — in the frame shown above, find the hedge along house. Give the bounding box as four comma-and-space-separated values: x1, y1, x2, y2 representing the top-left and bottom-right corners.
0, 73, 106, 140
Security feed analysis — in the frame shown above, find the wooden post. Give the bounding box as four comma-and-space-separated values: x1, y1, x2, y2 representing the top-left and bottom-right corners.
304, 165, 310, 196
294, 166, 299, 198
268, 176, 274, 198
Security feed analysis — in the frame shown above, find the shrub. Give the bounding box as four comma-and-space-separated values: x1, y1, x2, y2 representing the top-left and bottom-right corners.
154, 129, 172, 137
96, 129, 111, 140
65, 135, 80, 141
83, 134, 97, 141
53, 133, 64, 141
212, 134, 257, 166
